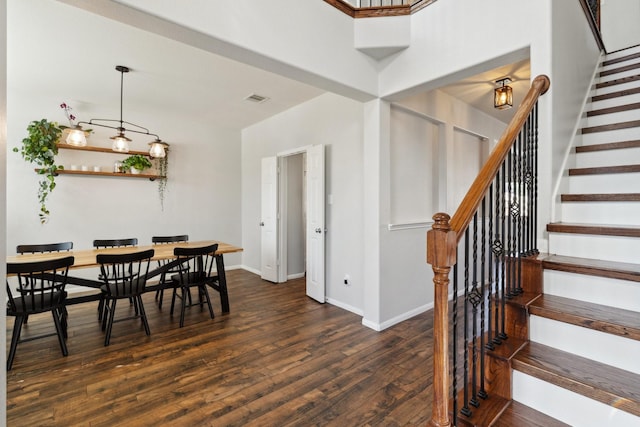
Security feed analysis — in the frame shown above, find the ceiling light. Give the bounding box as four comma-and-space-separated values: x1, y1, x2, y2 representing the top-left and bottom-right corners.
494, 77, 513, 110
75, 65, 169, 157
148, 140, 169, 158
65, 125, 87, 147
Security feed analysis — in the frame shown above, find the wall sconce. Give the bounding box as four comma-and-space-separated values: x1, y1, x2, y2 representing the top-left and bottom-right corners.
494, 77, 513, 110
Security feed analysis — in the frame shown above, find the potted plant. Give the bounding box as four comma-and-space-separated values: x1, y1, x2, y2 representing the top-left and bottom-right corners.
122, 154, 152, 174
13, 119, 63, 223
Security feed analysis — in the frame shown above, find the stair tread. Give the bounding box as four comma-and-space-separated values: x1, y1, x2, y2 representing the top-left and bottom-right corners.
561, 193, 640, 202
452, 392, 509, 427
529, 294, 640, 341
600, 61, 640, 77
569, 164, 640, 175
603, 51, 640, 67
592, 86, 640, 102
493, 401, 570, 427
582, 119, 640, 134
576, 139, 640, 153
587, 101, 640, 116
547, 222, 640, 237
543, 254, 640, 282
596, 74, 640, 89
512, 342, 640, 417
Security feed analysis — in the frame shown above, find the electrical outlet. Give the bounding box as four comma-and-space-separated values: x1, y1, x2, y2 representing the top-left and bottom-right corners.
343, 274, 350, 286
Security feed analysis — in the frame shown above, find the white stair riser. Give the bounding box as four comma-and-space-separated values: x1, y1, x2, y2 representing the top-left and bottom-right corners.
582, 126, 640, 145
530, 315, 640, 374
560, 201, 640, 225
512, 371, 640, 427
585, 108, 640, 127
568, 173, 640, 193
544, 269, 640, 312
589, 92, 640, 110
548, 232, 640, 263
574, 147, 640, 168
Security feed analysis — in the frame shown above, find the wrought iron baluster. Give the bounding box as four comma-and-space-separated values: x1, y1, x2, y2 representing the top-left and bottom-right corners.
479, 198, 488, 399
461, 229, 472, 417
498, 162, 507, 341
487, 183, 495, 350
470, 212, 480, 408
452, 258, 459, 426
516, 130, 524, 295
533, 103, 539, 254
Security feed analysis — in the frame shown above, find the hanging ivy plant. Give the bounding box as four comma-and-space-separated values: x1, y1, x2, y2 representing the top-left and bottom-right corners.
156, 153, 169, 210
13, 119, 63, 223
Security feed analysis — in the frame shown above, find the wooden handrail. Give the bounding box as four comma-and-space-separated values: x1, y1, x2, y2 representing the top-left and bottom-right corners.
579, 0, 605, 53
449, 75, 550, 241
427, 74, 550, 427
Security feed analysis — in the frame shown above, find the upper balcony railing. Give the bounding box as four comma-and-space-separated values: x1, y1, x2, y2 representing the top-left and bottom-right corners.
324, 0, 436, 18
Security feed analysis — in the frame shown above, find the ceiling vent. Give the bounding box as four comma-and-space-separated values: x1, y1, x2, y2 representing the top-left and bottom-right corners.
244, 93, 269, 103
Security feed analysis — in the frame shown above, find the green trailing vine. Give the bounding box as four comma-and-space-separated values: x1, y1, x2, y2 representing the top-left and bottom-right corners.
13, 119, 63, 223
156, 153, 168, 210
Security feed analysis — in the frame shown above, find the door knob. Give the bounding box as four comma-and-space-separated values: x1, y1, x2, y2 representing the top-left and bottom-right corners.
260, 222, 265, 226
315, 228, 322, 233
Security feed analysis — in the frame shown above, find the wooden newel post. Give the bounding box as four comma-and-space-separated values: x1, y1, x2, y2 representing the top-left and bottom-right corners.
427, 213, 457, 427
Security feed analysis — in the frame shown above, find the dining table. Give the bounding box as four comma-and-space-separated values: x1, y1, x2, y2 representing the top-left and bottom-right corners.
7, 240, 243, 313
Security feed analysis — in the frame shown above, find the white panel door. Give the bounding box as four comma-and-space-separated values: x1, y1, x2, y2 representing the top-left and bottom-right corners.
306, 145, 325, 303
261, 156, 279, 283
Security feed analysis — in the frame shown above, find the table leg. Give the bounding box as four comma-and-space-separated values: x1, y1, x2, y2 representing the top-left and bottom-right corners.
215, 254, 230, 313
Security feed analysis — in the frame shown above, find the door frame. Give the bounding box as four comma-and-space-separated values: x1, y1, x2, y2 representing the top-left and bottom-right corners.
276, 145, 312, 283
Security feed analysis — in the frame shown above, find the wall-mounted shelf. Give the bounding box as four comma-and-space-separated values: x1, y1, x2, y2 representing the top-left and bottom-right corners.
60, 169, 162, 180
56, 142, 150, 156
36, 169, 164, 181
50, 143, 165, 181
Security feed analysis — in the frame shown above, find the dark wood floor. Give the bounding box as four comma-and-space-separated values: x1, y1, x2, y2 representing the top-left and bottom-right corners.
7, 269, 434, 426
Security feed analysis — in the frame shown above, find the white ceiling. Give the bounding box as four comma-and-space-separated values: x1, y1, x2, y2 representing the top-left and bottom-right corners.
9, 0, 326, 133
11, 0, 529, 135
439, 59, 531, 124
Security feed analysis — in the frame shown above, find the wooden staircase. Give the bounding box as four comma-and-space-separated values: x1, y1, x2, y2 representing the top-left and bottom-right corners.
503, 45, 640, 425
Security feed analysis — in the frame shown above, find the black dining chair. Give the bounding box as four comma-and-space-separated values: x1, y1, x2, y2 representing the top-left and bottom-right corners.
17, 241, 73, 254
15, 241, 74, 326
93, 238, 138, 319
6, 256, 75, 370
93, 238, 138, 249
96, 249, 154, 346
170, 244, 218, 328
151, 235, 189, 309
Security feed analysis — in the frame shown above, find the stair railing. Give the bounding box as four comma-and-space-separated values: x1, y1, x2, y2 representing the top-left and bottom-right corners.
427, 75, 550, 427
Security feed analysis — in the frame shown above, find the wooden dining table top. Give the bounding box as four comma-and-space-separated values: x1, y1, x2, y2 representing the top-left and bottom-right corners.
7, 240, 243, 269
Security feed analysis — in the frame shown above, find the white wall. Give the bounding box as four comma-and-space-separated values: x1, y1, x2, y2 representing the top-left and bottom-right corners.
376, 89, 507, 327
6, 0, 242, 264
67, 0, 380, 101
601, 0, 640, 52
1, 0, 7, 420
242, 93, 364, 314
548, 0, 602, 226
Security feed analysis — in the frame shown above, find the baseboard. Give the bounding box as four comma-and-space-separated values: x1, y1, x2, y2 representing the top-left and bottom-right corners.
239, 265, 261, 276
362, 302, 434, 331
325, 297, 363, 317
287, 272, 305, 280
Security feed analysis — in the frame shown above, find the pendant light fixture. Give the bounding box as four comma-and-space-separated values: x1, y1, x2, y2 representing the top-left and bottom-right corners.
494, 77, 513, 110
74, 65, 169, 157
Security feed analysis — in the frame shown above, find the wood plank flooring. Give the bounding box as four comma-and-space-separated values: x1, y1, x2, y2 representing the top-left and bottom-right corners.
7, 270, 434, 426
